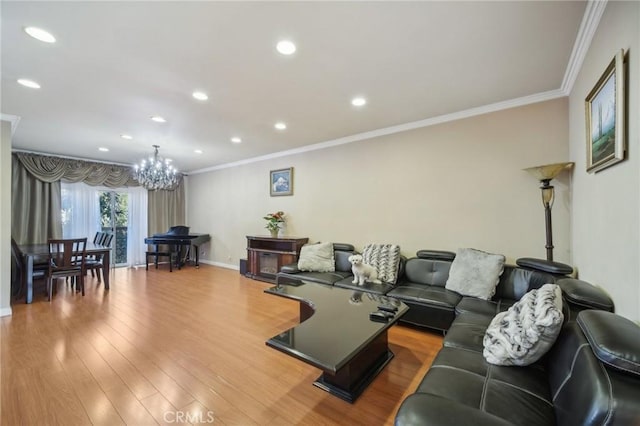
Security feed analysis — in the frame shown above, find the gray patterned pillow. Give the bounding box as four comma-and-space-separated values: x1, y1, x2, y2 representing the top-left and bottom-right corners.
483, 283, 564, 366
362, 244, 401, 284
445, 248, 505, 300
297, 242, 335, 272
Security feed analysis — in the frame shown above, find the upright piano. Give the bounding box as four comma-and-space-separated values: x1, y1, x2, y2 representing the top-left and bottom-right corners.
144, 226, 211, 270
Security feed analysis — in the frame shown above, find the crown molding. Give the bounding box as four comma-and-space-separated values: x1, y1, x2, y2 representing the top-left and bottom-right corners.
0, 113, 21, 137
188, 2, 607, 175
189, 89, 565, 175
560, 0, 608, 95
11, 148, 133, 167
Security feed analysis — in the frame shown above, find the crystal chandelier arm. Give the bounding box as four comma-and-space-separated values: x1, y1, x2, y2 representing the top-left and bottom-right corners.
133, 145, 179, 190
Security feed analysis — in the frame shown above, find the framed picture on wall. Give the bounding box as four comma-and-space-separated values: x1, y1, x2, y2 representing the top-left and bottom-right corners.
585, 49, 626, 173
270, 167, 293, 196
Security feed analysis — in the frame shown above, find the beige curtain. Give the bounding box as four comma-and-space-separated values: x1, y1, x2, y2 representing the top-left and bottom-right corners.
11, 155, 62, 244
147, 179, 186, 235
15, 151, 141, 187
13, 151, 186, 243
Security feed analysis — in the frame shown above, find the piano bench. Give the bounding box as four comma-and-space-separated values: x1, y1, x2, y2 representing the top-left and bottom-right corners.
146, 251, 174, 272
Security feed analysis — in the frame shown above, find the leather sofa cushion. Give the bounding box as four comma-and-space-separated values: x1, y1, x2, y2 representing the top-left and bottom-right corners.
395, 394, 512, 426
578, 310, 640, 377
388, 283, 461, 308
404, 258, 451, 286
557, 278, 614, 311
455, 297, 514, 317
547, 320, 640, 425
276, 270, 351, 286
334, 277, 395, 295
416, 347, 554, 425
516, 257, 574, 275
280, 263, 300, 274
334, 248, 355, 272
416, 250, 456, 261
332, 243, 355, 252
443, 312, 493, 352
494, 266, 555, 301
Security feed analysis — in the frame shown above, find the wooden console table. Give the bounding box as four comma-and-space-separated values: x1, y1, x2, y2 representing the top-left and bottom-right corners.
246, 236, 308, 283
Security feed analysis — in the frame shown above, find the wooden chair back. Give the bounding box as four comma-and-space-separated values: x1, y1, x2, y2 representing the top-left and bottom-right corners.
47, 238, 88, 300
48, 238, 87, 274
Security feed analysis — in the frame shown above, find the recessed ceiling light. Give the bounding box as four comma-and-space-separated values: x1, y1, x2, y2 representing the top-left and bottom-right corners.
192, 91, 208, 101
99, 147, 109, 152
274, 122, 287, 130
150, 116, 166, 123
194, 149, 203, 154
351, 97, 367, 107
24, 26, 56, 43
276, 40, 296, 55
231, 137, 242, 143
17, 78, 41, 89
121, 134, 133, 140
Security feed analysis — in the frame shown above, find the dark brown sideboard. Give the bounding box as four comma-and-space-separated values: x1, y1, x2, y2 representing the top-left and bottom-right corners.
246, 236, 308, 283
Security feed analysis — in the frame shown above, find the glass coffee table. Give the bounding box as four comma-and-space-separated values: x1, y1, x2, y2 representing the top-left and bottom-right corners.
264, 277, 408, 402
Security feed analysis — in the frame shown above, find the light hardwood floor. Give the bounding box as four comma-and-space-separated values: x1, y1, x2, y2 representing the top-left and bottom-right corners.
2, 265, 442, 425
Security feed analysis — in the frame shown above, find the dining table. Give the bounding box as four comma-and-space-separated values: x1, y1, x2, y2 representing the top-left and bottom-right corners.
18, 242, 112, 304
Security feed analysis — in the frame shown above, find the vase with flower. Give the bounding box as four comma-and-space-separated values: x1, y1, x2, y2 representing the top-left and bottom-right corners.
264, 211, 285, 238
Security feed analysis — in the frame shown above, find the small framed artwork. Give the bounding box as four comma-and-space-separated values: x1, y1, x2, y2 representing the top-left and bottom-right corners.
270, 167, 293, 196
585, 49, 626, 173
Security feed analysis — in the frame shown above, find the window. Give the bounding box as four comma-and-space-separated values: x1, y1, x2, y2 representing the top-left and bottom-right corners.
61, 182, 148, 266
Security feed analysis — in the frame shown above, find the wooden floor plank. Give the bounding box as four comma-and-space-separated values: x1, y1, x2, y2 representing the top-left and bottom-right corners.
3, 265, 442, 425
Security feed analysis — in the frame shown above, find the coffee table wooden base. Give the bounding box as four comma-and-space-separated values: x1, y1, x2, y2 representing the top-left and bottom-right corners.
313, 332, 393, 403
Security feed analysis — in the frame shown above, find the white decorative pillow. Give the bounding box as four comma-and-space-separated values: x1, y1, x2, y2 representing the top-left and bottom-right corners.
362, 244, 401, 284
445, 248, 505, 300
483, 283, 564, 366
297, 242, 335, 272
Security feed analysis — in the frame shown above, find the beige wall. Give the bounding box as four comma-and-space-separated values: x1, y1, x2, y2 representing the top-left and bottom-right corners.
187, 98, 570, 269
569, 1, 640, 322
1, 120, 13, 316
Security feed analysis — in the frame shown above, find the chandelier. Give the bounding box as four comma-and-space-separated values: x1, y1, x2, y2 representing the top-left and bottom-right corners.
133, 145, 179, 190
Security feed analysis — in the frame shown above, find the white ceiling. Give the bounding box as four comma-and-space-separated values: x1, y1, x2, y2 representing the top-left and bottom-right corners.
2, 1, 587, 173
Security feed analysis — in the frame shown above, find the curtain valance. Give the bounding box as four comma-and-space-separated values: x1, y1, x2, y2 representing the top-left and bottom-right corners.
14, 152, 140, 188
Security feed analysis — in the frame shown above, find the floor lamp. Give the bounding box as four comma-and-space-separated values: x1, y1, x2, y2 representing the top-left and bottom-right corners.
523, 162, 574, 261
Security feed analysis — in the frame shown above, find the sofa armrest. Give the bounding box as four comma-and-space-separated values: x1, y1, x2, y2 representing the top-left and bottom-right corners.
557, 278, 614, 312
395, 394, 511, 426
516, 257, 574, 276
280, 263, 300, 274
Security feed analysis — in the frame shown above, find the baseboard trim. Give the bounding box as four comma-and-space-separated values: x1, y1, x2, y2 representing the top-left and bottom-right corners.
0, 307, 13, 317
199, 259, 239, 271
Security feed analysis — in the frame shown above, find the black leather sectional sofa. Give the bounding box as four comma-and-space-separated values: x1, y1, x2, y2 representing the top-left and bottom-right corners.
277, 245, 640, 424
278, 246, 611, 331
395, 306, 640, 425
278, 243, 406, 295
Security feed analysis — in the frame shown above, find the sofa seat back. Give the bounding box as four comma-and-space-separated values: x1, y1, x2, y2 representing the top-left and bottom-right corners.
547, 310, 640, 425
276, 243, 356, 286
493, 265, 556, 301
403, 257, 452, 287
333, 243, 356, 272
413, 346, 556, 425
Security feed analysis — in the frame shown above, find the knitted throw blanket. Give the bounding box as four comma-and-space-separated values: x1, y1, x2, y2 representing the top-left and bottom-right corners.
362, 244, 401, 284
483, 283, 564, 366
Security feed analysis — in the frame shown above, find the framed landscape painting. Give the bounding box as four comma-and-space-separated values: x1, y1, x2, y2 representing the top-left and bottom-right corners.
585, 49, 626, 173
270, 167, 293, 196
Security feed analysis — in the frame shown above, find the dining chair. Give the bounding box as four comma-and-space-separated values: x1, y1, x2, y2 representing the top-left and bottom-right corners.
93, 231, 105, 245
11, 237, 47, 299
47, 238, 87, 301
86, 231, 105, 278
86, 233, 113, 282
97, 232, 109, 246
